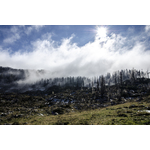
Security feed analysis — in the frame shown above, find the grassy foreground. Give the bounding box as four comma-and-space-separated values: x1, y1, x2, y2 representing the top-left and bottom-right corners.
1, 96, 150, 125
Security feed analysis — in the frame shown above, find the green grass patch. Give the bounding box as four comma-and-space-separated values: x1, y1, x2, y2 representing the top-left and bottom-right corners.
1, 96, 150, 125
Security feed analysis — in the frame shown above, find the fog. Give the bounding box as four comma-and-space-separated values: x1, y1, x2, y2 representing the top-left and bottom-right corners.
1, 26, 150, 84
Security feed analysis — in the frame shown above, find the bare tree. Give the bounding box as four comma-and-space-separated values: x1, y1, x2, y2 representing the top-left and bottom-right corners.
97, 79, 99, 92
114, 72, 117, 86
120, 71, 123, 87
100, 75, 105, 98
130, 69, 135, 84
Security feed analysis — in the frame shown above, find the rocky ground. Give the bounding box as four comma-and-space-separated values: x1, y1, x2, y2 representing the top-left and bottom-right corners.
0, 85, 150, 125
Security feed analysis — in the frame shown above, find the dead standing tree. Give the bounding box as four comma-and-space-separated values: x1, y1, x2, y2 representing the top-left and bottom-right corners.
100, 75, 105, 98
97, 79, 99, 92
118, 71, 123, 101
130, 69, 135, 85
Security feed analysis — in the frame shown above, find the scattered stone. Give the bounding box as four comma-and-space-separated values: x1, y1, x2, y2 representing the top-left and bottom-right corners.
34, 109, 38, 112
52, 111, 58, 115
7, 111, 13, 114
39, 113, 44, 116
138, 110, 150, 113
55, 112, 58, 115
1, 113, 7, 116
146, 107, 150, 110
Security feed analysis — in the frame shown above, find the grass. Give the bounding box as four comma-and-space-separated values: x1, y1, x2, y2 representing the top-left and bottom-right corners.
1, 100, 150, 125
1, 93, 150, 125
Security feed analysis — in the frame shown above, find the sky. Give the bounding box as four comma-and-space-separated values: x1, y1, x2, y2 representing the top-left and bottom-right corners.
1, 0, 150, 147
0, 25, 150, 77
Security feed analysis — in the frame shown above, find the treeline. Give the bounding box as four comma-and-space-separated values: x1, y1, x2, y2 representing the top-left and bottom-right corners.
0, 66, 149, 89
30, 69, 150, 88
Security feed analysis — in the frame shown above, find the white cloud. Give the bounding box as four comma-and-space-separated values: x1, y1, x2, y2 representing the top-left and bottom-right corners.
25, 25, 44, 35
145, 25, 150, 32
145, 25, 150, 36
34, 25, 44, 31
3, 26, 21, 44
1, 27, 150, 79
24, 26, 33, 35
3, 33, 20, 44
127, 27, 134, 34
3, 25, 44, 44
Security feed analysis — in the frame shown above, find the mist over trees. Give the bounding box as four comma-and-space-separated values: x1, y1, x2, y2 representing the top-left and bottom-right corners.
0, 66, 150, 93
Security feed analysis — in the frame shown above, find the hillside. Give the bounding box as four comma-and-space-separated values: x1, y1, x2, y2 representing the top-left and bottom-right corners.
0, 93, 150, 125
0, 66, 150, 125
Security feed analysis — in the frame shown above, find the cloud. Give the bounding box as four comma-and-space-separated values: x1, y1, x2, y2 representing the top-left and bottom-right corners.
1, 26, 150, 80
3, 25, 44, 44
145, 25, 150, 32
145, 25, 150, 36
3, 26, 21, 44
127, 27, 134, 34
3, 34, 20, 44
24, 25, 44, 35
33, 25, 44, 31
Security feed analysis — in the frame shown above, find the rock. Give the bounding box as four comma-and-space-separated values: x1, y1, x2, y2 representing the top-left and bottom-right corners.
13, 114, 23, 118
39, 113, 44, 116
1, 113, 7, 116
52, 111, 58, 115
145, 110, 150, 113
34, 109, 38, 112
7, 111, 13, 114
146, 107, 150, 110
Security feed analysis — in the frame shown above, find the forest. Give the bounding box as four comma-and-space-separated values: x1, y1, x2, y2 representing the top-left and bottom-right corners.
0, 66, 150, 125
